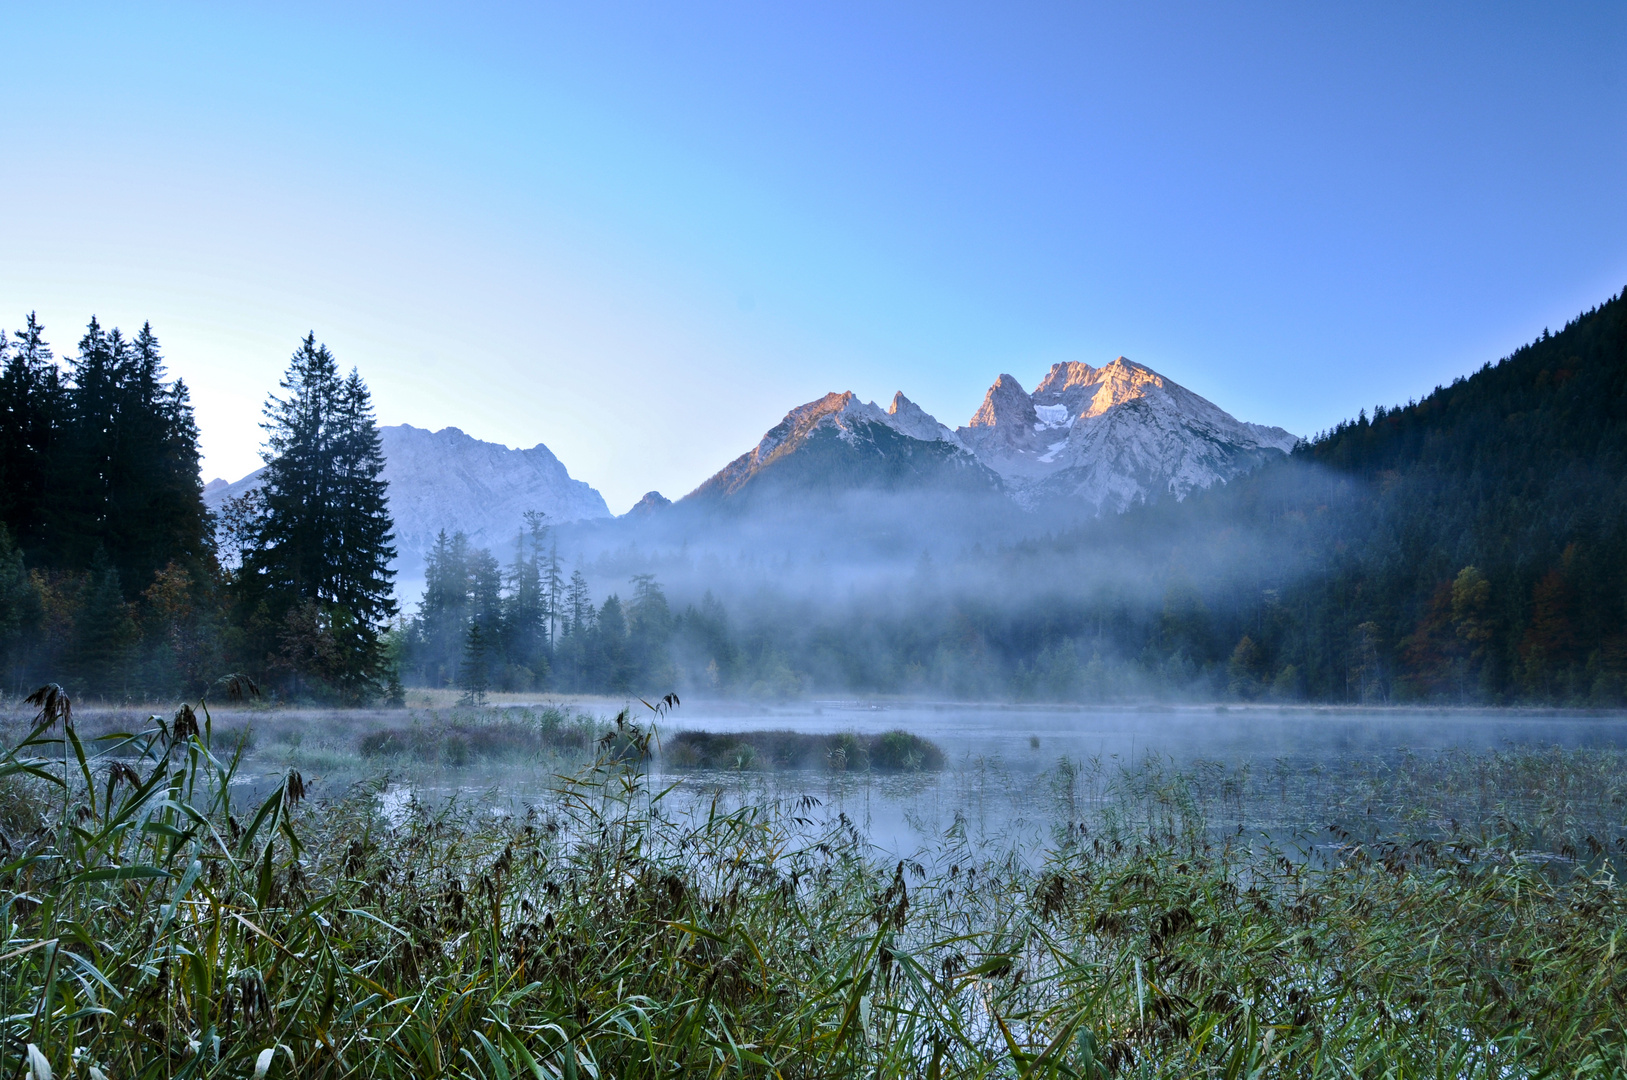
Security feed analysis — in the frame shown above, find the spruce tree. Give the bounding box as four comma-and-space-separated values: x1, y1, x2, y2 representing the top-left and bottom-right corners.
0, 314, 63, 556
239, 334, 396, 699
330, 367, 397, 633
416, 530, 471, 686
458, 620, 489, 704
54, 318, 123, 569
122, 323, 210, 594
544, 543, 564, 649
71, 548, 138, 697
0, 525, 41, 692
43, 317, 209, 592
502, 512, 550, 685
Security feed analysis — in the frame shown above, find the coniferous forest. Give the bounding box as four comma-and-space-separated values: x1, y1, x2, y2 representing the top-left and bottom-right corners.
3, 291, 1627, 705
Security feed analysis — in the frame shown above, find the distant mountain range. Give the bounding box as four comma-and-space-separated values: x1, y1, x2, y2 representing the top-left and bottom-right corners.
678, 357, 1298, 514
203, 424, 612, 583
206, 358, 1297, 579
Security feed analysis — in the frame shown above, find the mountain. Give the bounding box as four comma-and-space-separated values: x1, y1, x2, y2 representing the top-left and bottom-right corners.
956, 357, 1299, 512
683, 391, 1000, 506
623, 491, 672, 517
684, 358, 1296, 515
204, 424, 612, 582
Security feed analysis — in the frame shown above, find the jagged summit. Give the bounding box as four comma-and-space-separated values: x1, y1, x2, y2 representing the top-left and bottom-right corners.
1032, 357, 1162, 419
955, 357, 1299, 511
886, 392, 964, 444
683, 357, 1298, 516
685, 390, 999, 504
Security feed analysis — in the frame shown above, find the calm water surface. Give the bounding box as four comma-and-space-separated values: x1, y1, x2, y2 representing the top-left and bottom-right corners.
635, 702, 1627, 855
655, 701, 1627, 770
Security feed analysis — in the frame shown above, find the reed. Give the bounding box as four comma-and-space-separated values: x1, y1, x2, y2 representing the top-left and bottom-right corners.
0, 684, 1621, 1078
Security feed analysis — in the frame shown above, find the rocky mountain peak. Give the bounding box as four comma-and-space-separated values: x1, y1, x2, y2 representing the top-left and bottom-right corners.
624, 490, 672, 517
886, 392, 963, 444
753, 391, 859, 463
1030, 357, 1165, 420
968, 374, 1039, 431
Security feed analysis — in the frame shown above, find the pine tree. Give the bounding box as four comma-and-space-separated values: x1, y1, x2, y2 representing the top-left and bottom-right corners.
415, 530, 471, 686
467, 546, 502, 667
628, 573, 673, 689
545, 543, 564, 649
502, 512, 550, 686
458, 620, 489, 705
48, 318, 118, 569
329, 367, 397, 662
565, 570, 592, 638
239, 335, 395, 699
38, 317, 209, 594
0, 314, 64, 556
122, 323, 210, 594
0, 524, 41, 692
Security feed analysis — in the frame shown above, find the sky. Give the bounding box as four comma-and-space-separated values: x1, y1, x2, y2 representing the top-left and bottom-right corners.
2, 2, 1624, 513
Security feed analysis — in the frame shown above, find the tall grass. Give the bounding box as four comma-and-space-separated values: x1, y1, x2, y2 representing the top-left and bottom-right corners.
0, 685, 1622, 1077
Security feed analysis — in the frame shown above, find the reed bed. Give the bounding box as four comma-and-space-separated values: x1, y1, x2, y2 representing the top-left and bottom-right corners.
0, 686, 1622, 1078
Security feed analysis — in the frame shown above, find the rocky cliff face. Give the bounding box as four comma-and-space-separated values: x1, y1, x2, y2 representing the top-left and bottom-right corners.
203, 424, 612, 581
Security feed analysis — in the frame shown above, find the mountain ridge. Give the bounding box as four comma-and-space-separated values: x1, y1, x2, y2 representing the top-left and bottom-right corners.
685, 356, 1298, 514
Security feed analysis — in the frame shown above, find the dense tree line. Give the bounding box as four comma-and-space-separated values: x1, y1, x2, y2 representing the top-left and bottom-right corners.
0, 314, 217, 697
0, 318, 396, 703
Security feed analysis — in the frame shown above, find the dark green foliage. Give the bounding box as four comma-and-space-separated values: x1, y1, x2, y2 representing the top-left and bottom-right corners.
236, 334, 396, 700
0, 314, 213, 697
0, 314, 63, 555
1241, 287, 1627, 702
49, 319, 210, 590
0, 527, 40, 690
67, 549, 138, 696
357, 708, 599, 762
458, 620, 490, 704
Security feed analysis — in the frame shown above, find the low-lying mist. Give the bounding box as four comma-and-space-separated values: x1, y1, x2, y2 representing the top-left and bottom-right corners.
519, 457, 1363, 702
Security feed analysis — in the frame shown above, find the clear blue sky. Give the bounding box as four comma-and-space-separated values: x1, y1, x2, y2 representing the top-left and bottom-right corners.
3, 2, 1624, 511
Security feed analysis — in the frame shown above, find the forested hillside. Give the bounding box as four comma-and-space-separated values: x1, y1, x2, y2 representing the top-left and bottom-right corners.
1255, 288, 1627, 702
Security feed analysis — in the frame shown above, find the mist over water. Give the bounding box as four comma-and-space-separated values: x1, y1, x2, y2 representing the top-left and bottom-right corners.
201, 695, 1627, 858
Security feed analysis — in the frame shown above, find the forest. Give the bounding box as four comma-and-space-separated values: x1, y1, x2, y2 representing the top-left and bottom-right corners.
2, 289, 1626, 705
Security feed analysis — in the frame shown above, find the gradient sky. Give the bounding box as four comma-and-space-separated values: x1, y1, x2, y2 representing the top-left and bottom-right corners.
3, 2, 1624, 512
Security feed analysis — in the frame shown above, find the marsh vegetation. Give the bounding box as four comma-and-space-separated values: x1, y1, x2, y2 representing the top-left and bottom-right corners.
0, 687, 1621, 1077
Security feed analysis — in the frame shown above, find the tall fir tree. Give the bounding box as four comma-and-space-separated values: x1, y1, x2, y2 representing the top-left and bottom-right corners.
544, 543, 564, 649
0, 314, 64, 556
502, 512, 550, 684
330, 368, 397, 628
43, 317, 209, 592
110, 323, 210, 595
238, 335, 395, 699
416, 530, 471, 686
